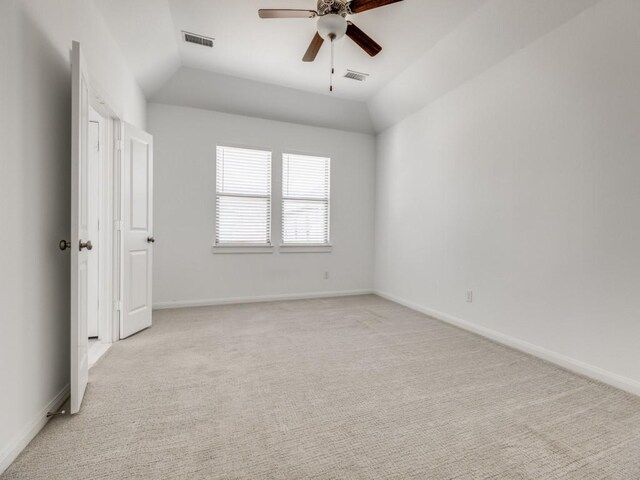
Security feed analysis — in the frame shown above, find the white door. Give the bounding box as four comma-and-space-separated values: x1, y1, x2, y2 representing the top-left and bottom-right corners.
121, 122, 154, 338
70, 41, 91, 414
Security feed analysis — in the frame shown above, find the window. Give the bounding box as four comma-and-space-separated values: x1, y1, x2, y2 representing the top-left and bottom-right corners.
282, 153, 330, 245
215, 146, 271, 246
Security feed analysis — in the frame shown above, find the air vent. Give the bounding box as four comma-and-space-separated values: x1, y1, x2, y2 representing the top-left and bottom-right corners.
182, 31, 214, 48
344, 70, 369, 82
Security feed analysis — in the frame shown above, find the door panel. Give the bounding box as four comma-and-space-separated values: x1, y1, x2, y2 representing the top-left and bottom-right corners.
130, 139, 150, 231
129, 250, 149, 312
121, 123, 153, 339
70, 41, 91, 414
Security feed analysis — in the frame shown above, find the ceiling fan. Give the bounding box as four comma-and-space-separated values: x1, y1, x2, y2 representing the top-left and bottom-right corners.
258, 0, 404, 90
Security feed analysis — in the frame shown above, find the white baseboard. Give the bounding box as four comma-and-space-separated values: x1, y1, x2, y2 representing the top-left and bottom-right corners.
0, 384, 70, 475
375, 290, 640, 397
153, 289, 375, 310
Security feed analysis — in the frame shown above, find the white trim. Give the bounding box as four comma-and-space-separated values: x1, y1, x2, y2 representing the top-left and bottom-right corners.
374, 290, 640, 397
216, 141, 275, 154
0, 384, 70, 475
90, 86, 122, 345
107, 116, 122, 343
212, 245, 274, 254
279, 245, 332, 254
113, 119, 123, 342
153, 289, 373, 310
280, 243, 332, 247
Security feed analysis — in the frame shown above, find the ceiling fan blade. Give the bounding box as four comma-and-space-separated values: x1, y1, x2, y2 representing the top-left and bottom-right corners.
303, 32, 325, 62
258, 9, 317, 19
348, 0, 403, 14
346, 22, 382, 57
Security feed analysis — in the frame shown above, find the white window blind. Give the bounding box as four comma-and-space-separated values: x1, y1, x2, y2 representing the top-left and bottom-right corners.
216, 146, 272, 245
282, 153, 330, 245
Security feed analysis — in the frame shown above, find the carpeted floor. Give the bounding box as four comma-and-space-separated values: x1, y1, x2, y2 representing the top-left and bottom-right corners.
3, 295, 640, 479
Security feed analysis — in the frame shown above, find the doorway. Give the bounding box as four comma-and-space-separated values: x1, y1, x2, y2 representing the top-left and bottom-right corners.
86, 105, 110, 367
67, 41, 154, 413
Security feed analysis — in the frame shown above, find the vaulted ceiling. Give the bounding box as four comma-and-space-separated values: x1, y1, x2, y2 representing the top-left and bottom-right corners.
95, 0, 486, 100
95, 0, 603, 133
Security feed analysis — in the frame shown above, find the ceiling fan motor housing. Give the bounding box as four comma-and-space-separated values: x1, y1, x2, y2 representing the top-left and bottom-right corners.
317, 0, 350, 17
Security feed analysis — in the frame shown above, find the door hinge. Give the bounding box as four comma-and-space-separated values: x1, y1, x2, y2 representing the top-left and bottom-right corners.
114, 220, 123, 231
113, 301, 122, 312
114, 139, 123, 152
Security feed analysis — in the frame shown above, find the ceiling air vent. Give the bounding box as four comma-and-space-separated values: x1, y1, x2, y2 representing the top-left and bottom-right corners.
182, 31, 214, 48
344, 70, 369, 82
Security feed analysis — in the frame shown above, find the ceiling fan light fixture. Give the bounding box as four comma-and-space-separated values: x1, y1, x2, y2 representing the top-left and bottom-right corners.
317, 14, 348, 41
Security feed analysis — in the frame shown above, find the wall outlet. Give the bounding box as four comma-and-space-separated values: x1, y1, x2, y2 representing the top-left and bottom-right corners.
466, 290, 473, 303
324, 271, 330, 280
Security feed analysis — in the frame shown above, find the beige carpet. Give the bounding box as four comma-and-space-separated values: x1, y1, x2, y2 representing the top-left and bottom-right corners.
3, 295, 640, 479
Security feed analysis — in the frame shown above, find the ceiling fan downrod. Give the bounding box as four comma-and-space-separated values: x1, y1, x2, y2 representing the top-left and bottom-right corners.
329, 33, 335, 92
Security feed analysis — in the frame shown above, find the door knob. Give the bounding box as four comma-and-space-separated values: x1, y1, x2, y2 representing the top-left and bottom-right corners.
79, 240, 93, 251
147, 236, 155, 243
59, 240, 71, 251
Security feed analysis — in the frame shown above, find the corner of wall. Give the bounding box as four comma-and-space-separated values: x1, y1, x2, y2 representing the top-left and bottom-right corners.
0, 385, 69, 475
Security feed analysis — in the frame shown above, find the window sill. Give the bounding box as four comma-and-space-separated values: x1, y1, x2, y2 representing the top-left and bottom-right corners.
279, 244, 333, 254
212, 245, 274, 255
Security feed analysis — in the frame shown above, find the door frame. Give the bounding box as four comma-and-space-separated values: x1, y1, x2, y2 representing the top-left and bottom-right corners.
69, 40, 131, 414
87, 85, 123, 344
87, 107, 102, 339
76, 52, 149, 346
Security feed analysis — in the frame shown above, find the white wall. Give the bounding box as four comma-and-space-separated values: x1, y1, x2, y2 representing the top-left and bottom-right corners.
148, 103, 376, 307
375, 0, 640, 393
0, 0, 146, 471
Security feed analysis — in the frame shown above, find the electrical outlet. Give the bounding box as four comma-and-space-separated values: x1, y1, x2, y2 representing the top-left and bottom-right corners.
466, 290, 473, 303
324, 271, 330, 280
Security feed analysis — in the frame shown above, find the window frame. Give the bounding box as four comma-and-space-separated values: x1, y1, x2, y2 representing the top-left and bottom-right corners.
213, 144, 274, 252
280, 152, 332, 250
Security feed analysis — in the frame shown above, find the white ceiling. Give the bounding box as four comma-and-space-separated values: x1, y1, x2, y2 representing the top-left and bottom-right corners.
96, 0, 486, 100
95, 0, 181, 97
369, 0, 602, 131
